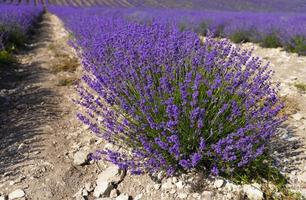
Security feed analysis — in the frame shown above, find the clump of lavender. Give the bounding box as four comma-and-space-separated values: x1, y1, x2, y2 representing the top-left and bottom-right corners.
56, 10, 284, 176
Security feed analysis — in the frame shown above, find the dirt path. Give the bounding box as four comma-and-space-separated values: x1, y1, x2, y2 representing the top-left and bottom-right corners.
0, 13, 99, 200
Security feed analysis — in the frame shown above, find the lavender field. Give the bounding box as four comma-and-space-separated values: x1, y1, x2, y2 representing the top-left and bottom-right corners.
1, 1, 306, 200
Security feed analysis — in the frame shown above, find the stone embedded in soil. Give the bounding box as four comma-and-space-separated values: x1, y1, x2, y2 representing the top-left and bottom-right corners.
97, 165, 123, 184
153, 184, 161, 190
73, 150, 89, 166
169, 189, 176, 194
85, 182, 94, 192
192, 193, 201, 198
178, 193, 188, 199
175, 181, 184, 190
82, 189, 88, 197
93, 181, 113, 198
292, 113, 304, 121
8, 189, 25, 200
73, 187, 88, 200
201, 191, 213, 200
109, 189, 120, 198
116, 193, 130, 200
213, 179, 225, 188
135, 194, 143, 200
242, 184, 263, 200
161, 179, 176, 190
298, 172, 306, 183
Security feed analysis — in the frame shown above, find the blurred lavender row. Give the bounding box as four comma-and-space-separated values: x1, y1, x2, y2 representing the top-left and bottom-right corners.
51, 6, 306, 55
0, 4, 42, 51
4, 0, 306, 12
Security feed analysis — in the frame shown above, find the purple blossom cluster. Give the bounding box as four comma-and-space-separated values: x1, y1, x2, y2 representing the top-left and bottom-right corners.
0, 5, 42, 51
52, 8, 284, 176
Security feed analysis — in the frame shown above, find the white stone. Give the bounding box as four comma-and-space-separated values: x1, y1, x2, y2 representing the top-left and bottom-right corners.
242, 184, 263, 200
287, 137, 299, 142
97, 165, 122, 184
169, 189, 176, 194
298, 172, 306, 183
135, 194, 143, 200
157, 171, 165, 181
175, 181, 184, 190
93, 181, 113, 198
116, 193, 130, 200
178, 193, 188, 199
8, 189, 25, 199
73, 150, 88, 166
226, 193, 233, 199
0, 196, 6, 200
172, 177, 178, 183
201, 191, 213, 200
85, 182, 94, 192
161, 179, 176, 190
73, 187, 84, 199
104, 143, 120, 151
192, 193, 201, 198
292, 113, 304, 121
213, 179, 225, 188
225, 182, 234, 191
153, 184, 161, 190
82, 189, 88, 197
110, 189, 119, 198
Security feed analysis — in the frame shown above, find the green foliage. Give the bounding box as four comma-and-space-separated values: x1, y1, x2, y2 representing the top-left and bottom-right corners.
224, 155, 304, 200
229, 30, 251, 43
7, 28, 26, 50
51, 57, 79, 73
261, 34, 282, 48
215, 24, 225, 37
57, 77, 77, 86
178, 22, 187, 32
227, 155, 286, 187
294, 83, 306, 93
0, 50, 15, 67
195, 21, 209, 36
286, 36, 306, 56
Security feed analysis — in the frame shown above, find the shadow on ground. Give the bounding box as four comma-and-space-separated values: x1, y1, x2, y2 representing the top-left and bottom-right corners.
0, 15, 60, 180
271, 124, 306, 173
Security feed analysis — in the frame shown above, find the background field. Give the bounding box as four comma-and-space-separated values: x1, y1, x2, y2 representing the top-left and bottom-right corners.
1, 0, 306, 12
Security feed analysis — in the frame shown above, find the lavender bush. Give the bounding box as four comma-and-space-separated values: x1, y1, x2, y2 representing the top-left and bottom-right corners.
53, 8, 285, 177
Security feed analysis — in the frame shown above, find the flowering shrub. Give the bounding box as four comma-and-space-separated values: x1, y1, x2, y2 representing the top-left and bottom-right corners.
53, 9, 284, 177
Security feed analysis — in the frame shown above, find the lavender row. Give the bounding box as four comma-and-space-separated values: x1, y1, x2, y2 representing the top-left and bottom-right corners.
135, 9, 306, 55
52, 7, 284, 176
0, 5, 42, 51
53, 7, 306, 55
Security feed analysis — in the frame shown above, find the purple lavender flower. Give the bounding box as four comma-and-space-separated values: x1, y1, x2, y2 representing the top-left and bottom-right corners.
52, 7, 285, 177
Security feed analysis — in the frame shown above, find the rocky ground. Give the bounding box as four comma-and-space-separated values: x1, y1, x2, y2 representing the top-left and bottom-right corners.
240, 42, 306, 197
0, 12, 306, 200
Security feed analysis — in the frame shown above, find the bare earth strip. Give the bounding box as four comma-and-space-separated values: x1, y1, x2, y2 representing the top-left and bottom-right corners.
0, 13, 100, 200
